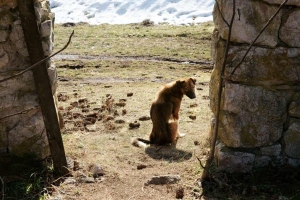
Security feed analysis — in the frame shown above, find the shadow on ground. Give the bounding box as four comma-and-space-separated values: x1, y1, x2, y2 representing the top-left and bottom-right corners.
199, 166, 300, 199
0, 153, 53, 200
145, 145, 192, 162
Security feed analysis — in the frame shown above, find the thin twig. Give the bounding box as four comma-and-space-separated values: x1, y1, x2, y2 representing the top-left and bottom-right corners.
0, 107, 39, 121
230, 0, 288, 76
196, 156, 205, 169
201, 0, 236, 181
0, 30, 74, 84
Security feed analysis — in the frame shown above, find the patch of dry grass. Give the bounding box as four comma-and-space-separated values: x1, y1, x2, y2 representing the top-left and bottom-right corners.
53, 22, 214, 61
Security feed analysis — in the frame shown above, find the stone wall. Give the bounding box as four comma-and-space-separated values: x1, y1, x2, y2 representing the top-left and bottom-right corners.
210, 0, 300, 173
0, 0, 56, 158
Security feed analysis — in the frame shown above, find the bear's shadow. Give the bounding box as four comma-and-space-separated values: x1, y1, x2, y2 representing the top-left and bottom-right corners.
144, 145, 192, 162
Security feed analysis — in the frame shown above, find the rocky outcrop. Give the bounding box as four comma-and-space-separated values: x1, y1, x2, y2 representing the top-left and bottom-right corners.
211, 0, 300, 172
0, 0, 56, 158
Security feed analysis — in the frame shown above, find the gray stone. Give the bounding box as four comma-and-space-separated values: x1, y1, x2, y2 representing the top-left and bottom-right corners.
216, 83, 287, 148
78, 177, 95, 183
287, 158, 300, 168
260, 143, 281, 156
63, 178, 76, 185
40, 20, 52, 38
283, 119, 300, 158
215, 143, 255, 173
254, 156, 271, 168
288, 93, 300, 118
0, 46, 9, 69
261, 0, 300, 7
9, 20, 29, 57
144, 175, 181, 186
280, 10, 300, 47
271, 155, 287, 167
212, 42, 300, 86
214, 0, 281, 47
0, 30, 9, 42
42, 39, 53, 56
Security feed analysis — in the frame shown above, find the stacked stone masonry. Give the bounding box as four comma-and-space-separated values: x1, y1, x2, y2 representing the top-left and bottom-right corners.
0, 0, 56, 158
210, 0, 300, 172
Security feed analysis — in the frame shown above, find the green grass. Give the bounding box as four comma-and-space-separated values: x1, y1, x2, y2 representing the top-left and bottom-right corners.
53, 22, 214, 61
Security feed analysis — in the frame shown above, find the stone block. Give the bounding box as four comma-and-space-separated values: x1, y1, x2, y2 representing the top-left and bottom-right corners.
214, 0, 281, 47
283, 119, 300, 158
280, 10, 300, 47
215, 83, 288, 148
260, 143, 281, 156
215, 143, 255, 173
254, 156, 271, 168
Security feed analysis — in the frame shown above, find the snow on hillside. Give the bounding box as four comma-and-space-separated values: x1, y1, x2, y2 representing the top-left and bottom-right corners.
49, 0, 214, 25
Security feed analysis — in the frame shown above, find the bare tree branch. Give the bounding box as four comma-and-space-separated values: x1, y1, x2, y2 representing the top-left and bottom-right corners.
230, 0, 288, 76
0, 30, 74, 84
201, 0, 236, 181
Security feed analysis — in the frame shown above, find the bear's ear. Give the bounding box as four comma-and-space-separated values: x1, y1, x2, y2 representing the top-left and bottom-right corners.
176, 80, 185, 85
190, 78, 196, 84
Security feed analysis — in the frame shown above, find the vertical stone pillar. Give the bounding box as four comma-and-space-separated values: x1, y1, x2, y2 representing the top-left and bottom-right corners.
0, 0, 56, 158
210, 0, 300, 172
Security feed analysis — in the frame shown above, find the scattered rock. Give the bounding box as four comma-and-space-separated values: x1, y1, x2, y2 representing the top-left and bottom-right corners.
62, 22, 76, 27
202, 95, 209, 100
115, 102, 126, 107
137, 164, 147, 170
129, 121, 140, 129
73, 112, 82, 119
64, 177, 76, 185
78, 177, 95, 183
176, 187, 184, 199
119, 99, 127, 102
104, 85, 112, 88
127, 92, 133, 97
122, 109, 127, 115
82, 108, 90, 113
139, 116, 150, 121
78, 97, 88, 104
89, 165, 105, 178
70, 101, 79, 107
189, 115, 196, 120
190, 103, 198, 108
115, 119, 125, 124
197, 88, 203, 90
57, 93, 69, 101
145, 175, 181, 186
85, 124, 97, 132
104, 116, 115, 122
86, 113, 98, 118
114, 110, 119, 116
84, 117, 97, 124
58, 77, 70, 82
194, 141, 200, 145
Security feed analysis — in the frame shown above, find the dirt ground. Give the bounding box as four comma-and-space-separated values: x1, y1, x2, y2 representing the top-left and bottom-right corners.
50, 56, 212, 200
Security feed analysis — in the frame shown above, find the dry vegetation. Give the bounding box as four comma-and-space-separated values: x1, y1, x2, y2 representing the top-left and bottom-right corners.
52, 22, 213, 199
3, 21, 299, 200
